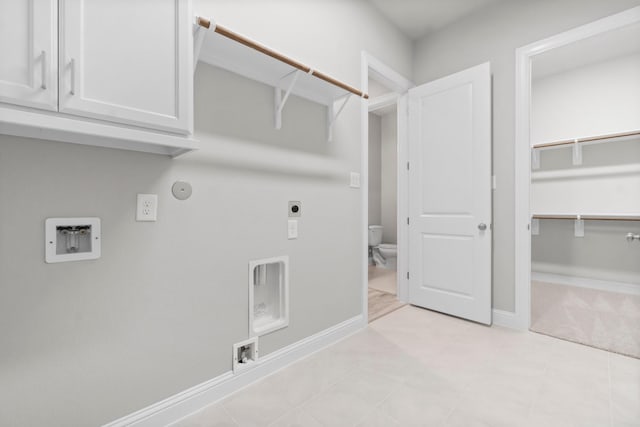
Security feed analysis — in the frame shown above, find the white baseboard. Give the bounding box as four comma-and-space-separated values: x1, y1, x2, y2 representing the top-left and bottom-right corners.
102, 315, 364, 427
492, 309, 521, 330
532, 271, 640, 296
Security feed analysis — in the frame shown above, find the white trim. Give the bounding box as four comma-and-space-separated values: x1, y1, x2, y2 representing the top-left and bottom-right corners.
531, 271, 640, 296
396, 94, 409, 303
368, 92, 400, 113
360, 52, 370, 327
492, 309, 519, 329
513, 5, 640, 331
361, 52, 414, 318
102, 315, 363, 427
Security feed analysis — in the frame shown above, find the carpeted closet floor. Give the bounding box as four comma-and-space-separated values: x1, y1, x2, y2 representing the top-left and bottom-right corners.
531, 280, 640, 358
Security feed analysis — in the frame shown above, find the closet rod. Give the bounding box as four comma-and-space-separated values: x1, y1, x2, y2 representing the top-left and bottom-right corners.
196, 17, 369, 99
532, 214, 640, 222
533, 130, 640, 149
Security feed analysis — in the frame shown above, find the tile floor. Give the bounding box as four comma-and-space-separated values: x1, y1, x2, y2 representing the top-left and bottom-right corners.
368, 266, 397, 295
172, 305, 640, 427
367, 288, 406, 323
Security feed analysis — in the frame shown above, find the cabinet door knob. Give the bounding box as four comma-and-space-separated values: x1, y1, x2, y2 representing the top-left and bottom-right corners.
478, 223, 487, 231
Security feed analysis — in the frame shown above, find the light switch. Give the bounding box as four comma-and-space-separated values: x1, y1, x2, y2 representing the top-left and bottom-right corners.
288, 220, 298, 239
350, 172, 360, 188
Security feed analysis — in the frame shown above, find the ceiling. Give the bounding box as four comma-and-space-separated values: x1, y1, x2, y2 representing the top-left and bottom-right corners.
368, 0, 505, 40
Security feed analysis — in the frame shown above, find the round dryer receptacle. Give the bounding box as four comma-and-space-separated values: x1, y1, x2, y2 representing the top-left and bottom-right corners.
172, 181, 193, 200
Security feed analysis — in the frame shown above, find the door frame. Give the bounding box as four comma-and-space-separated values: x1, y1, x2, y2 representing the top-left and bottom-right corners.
360, 52, 413, 325
513, 6, 640, 330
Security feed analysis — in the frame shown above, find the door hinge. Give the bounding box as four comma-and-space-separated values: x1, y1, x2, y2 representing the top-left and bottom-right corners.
407, 217, 410, 225
406, 272, 410, 280
407, 161, 410, 170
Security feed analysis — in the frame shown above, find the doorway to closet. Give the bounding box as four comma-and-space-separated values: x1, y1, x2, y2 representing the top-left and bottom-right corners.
515, 7, 640, 357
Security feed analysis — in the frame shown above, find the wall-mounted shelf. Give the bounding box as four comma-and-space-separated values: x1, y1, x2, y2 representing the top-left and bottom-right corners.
532, 213, 640, 221
193, 16, 368, 141
531, 213, 640, 237
531, 130, 640, 168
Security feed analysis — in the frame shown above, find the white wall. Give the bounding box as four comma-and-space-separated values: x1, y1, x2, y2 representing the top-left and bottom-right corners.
413, 0, 640, 311
380, 112, 398, 244
0, 1, 412, 426
368, 113, 382, 225
532, 53, 640, 144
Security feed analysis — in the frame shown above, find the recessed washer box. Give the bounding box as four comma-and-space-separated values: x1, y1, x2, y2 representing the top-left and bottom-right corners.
249, 256, 289, 337
45, 218, 101, 263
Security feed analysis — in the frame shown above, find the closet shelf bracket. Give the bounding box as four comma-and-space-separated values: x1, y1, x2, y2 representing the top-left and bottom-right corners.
531, 147, 540, 169
193, 17, 214, 70
531, 218, 540, 235
572, 139, 582, 166
574, 216, 585, 237
274, 70, 302, 129
327, 93, 352, 142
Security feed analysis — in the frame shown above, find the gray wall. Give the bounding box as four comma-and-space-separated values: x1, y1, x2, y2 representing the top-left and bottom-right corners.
0, 1, 412, 426
368, 113, 382, 226
413, 0, 640, 311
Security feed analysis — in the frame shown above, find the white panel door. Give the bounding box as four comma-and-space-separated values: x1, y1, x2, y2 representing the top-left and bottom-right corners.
0, 0, 57, 110
408, 62, 492, 325
58, 0, 192, 134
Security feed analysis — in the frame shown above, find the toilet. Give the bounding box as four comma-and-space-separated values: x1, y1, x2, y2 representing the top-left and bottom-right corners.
368, 225, 397, 270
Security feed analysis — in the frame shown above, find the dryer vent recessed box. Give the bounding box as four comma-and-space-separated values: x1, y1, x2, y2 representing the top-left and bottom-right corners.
249, 255, 289, 336
45, 218, 101, 263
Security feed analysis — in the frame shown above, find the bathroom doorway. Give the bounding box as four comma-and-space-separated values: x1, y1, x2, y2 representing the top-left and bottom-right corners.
363, 54, 413, 323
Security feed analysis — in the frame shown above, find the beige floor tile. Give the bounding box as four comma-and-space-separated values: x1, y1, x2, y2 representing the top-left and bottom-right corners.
300, 388, 377, 427
368, 266, 397, 294
170, 403, 238, 427
610, 353, 640, 427
354, 407, 400, 426
222, 379, 293, 427
176, 305, 634, 427
329, 366, 403, 406
378, 379, 460, 426
268, 408, 322, 427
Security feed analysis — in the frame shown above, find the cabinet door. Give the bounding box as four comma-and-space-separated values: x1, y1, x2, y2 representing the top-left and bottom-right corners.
0, 0, 57, 111
58, 0, 193, 134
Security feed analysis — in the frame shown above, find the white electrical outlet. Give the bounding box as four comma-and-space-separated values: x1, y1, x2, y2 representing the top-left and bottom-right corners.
136, 194, 158, 221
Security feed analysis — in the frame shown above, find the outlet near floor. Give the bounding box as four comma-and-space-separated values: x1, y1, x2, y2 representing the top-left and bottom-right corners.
232, 337, 258, 372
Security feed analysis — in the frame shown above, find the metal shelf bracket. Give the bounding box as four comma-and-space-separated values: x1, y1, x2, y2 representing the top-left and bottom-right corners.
193, 16, 215, 70
572, 139, 583, 165
327, 93, 352, 142
275, 70, 302, 129
531, 147, 540, 169
531, 218, 540, 235
574, 215, 585, 237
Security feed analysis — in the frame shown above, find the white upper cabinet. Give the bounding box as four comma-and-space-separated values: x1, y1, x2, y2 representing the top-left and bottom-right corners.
58, 0, 193, 134
0, 0, 57, 111
0, 0, 196, 156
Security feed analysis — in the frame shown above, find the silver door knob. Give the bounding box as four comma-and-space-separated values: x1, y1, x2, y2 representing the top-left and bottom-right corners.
627, 233, 640, 242
478, 223, 487, 231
